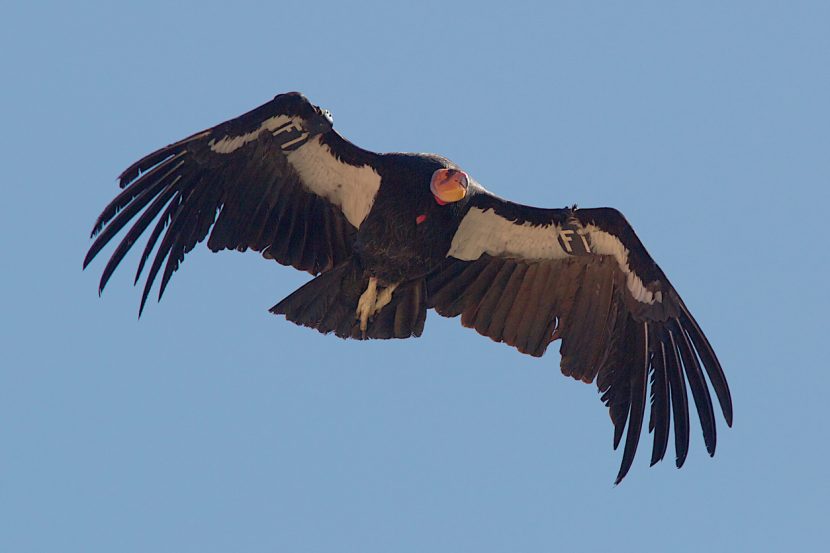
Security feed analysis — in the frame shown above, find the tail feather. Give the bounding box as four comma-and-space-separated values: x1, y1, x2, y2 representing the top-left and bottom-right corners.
270, 260, 426, 340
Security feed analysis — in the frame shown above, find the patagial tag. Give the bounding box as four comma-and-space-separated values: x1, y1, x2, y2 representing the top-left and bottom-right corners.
557, 222, 592, 256
273, 121, 310, 151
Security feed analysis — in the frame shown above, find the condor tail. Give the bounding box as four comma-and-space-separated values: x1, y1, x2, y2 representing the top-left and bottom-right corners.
269, 260, 426, 340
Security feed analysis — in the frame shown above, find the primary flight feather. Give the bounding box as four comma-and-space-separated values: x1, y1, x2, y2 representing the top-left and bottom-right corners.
84, 92, 732, 483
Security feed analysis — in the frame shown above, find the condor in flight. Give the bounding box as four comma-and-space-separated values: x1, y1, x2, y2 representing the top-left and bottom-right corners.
84, 92, 732, 482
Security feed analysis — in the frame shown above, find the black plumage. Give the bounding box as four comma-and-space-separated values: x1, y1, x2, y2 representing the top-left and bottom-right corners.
85, 92, 733, 482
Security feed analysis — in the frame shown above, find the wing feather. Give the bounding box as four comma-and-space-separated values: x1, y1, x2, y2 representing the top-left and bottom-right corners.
139, 191, 185, 314
430, 258, 490, 317
665, 322, 691, 467
520, 262, 555, 356
84, 159, 185, 269
472, 260, 517, 338
513, 262, 548, 354
616, 321, 649, 484
676, 320, 718, 455
95, 179, 181, 294
490, 263, 528, 343
678, 304, 733, 426
648, 327, 671, 466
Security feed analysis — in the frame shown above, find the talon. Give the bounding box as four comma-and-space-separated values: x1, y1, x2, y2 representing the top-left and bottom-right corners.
374, 283, 398, 313
355, 279, 400, 335
356, 277, 378, 333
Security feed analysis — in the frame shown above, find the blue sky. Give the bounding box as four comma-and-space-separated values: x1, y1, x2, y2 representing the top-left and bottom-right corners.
3, 1, 828, 551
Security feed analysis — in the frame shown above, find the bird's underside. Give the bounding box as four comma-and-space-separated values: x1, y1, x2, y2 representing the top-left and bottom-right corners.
84, 91, 733, 483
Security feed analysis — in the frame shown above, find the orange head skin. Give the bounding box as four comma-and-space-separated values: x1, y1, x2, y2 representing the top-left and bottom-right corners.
430, 168, 469, 205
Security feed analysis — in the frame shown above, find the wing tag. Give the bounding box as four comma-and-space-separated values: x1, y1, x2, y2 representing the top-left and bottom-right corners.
272, 120, 310, 151
557, 222, 592, 256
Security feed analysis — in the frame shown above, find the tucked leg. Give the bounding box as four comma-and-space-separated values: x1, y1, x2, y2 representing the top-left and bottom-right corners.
374, 282, 399, 313
356, 277, 379, 333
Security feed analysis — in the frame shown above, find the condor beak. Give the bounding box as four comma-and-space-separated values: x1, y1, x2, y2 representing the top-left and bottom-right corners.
430, 168, 469, 205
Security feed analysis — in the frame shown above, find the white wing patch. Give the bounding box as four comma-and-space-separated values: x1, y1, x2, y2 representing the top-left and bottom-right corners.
584, 225, 660, 305
448, 207, 571, 261
208, 115, 293, 154
449, 207, 660, 305
287, 136, 381, 228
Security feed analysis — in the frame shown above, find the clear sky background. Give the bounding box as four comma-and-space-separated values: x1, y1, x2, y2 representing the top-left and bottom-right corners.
2, 2, 828, 552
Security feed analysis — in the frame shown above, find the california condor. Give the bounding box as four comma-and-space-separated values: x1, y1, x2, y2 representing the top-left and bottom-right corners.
84, 92, 732, 483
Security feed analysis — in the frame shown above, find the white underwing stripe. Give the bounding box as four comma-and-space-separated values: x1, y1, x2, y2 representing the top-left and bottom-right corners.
287, 136, 381, 228
584, 225, 659, 304
448, 207, 572, 261
449, 208, 659, 304
208, 115, 293, 154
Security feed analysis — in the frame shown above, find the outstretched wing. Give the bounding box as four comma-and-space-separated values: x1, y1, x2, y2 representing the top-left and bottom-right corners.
84, 92, 382, 313
427, 190, 733, 483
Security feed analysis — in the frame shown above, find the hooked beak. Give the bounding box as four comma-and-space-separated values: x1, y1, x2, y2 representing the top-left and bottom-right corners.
430, 168, 469, 205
